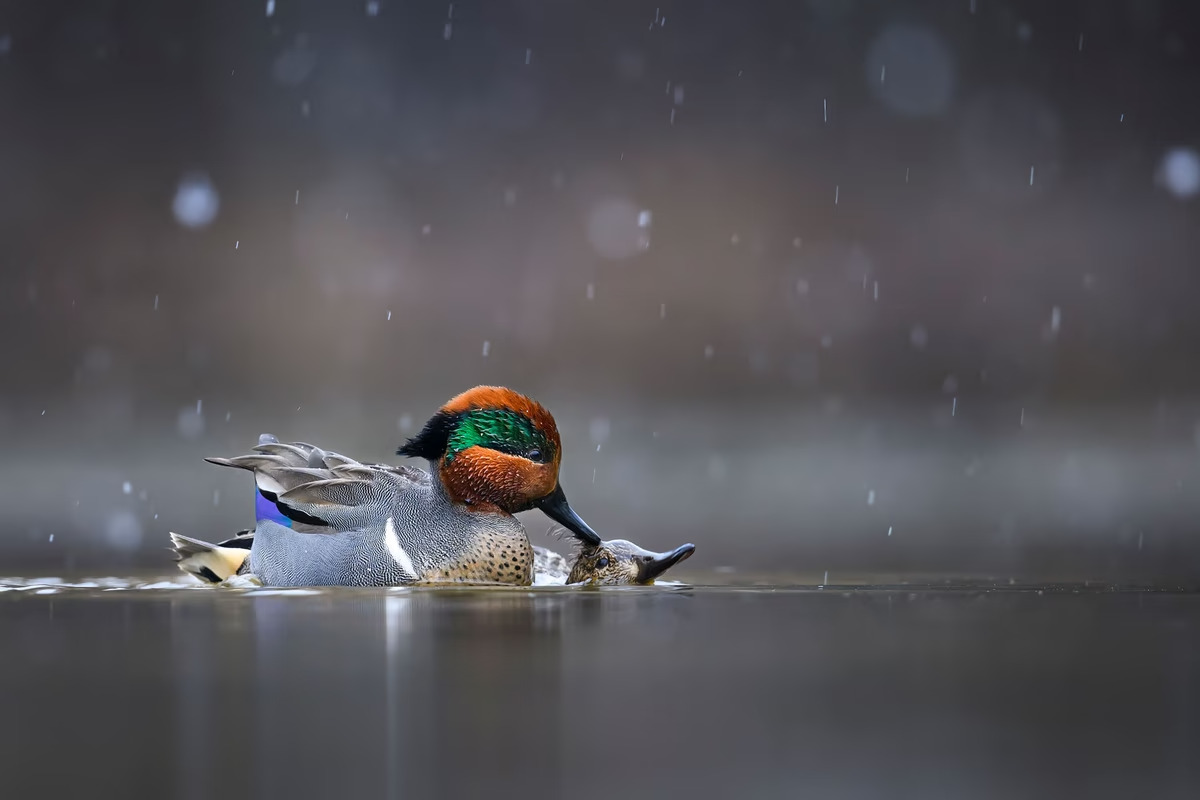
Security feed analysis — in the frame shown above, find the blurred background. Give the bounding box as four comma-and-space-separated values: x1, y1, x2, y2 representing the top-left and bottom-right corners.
2, 0, 1199, 582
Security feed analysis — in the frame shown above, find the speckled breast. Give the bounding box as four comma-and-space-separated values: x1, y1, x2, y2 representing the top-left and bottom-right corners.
422, 526, 534, 586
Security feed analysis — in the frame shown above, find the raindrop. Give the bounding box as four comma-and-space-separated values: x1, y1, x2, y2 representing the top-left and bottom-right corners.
386, 310, 392, 320
1050, 305, 1062, 333
266, 0, 275, 17
910, 325, 929, 349
589, 418, 611, 445
1030, 165, 1036, 186
703, 345, 715, 359
176, 407, 205, 440
615, 51, 645, 80
83, 346, 112, 373
525, 48, 532, 65
660, 303, 667, 319
105, 511, 143, 551
865, 25, 955, 117
172, 173, 220, 229
122, 481, 132, 495
834, 185, 839, 205
366, 0, 380, 16
586, 198, 651, 259
481, 340, 490, 357
586, 283, 595, 300
443, 22, 453, 40
272, 41, 317, 86
674, 85, 685, 105
1158, 147, 1200, 199
867, 489, 876, 506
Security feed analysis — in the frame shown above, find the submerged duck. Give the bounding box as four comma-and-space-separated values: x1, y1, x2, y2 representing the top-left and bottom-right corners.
173, 530, 695, 587
174, 386, 607, 588
563, 538, 695, 585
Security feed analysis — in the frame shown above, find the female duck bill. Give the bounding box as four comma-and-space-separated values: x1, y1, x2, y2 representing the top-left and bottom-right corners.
636, 543, 696, 583
535, 485, 601, 547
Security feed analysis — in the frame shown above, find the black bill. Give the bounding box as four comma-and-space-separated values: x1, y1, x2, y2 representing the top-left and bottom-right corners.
536, 485, 602, 547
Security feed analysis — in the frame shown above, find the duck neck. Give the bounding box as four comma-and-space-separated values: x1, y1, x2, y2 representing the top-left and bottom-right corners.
430, 459, 507, 515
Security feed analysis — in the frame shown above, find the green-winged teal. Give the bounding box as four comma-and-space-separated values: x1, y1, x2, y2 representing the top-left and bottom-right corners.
173, 386, 604, 587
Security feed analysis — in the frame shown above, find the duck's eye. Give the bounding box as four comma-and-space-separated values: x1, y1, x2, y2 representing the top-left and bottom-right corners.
595, 557, 610, 569
526, 449, 542, 461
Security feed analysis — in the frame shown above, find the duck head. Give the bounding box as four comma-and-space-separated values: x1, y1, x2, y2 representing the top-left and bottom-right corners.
397, 386, 602, 547
568, 539, 696, 585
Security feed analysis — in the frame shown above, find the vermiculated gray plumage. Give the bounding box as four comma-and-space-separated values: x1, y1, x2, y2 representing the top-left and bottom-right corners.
205, 437, 532, 587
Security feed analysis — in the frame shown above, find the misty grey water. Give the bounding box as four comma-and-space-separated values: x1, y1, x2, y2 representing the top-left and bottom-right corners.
3, 575, 1197, 799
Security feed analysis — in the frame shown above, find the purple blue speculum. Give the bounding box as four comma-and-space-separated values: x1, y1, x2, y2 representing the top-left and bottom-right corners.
255, 489, 293, 528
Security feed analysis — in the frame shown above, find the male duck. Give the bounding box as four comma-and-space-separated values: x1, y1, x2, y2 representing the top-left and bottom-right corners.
177, 386, 604, 587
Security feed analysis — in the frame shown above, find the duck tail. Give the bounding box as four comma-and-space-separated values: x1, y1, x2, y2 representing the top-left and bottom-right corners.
169, 532, 250, 584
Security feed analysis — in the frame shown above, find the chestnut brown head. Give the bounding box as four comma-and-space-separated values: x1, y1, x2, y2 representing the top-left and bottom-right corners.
398, 386, 601, 546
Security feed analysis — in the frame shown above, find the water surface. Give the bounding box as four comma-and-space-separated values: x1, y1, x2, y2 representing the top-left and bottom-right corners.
2, 577, 1197, 799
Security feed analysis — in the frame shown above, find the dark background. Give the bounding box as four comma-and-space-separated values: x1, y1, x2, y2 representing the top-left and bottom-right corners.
2, 0, 1199, 581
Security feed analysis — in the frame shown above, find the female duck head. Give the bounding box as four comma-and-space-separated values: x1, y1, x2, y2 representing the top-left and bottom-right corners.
567, 539, 696, 585
397, 386, 601, 547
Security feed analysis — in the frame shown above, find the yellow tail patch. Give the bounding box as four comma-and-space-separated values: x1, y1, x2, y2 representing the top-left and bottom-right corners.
169, 532, 250, 584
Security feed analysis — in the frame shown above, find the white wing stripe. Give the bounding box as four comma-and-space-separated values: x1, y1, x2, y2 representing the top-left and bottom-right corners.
384, 517, 417, 579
